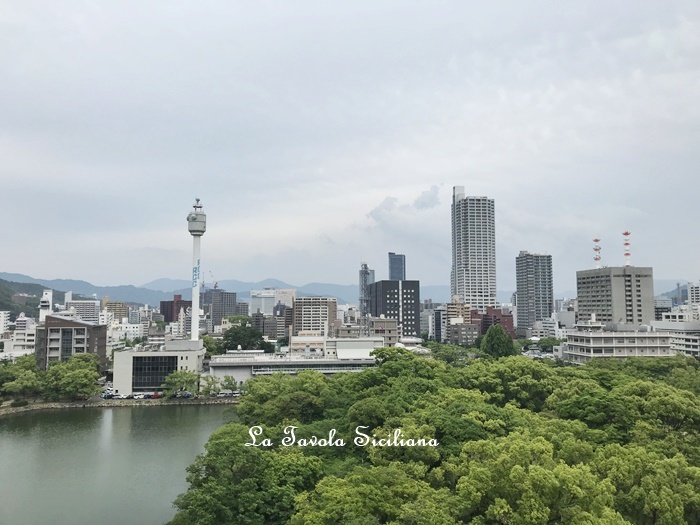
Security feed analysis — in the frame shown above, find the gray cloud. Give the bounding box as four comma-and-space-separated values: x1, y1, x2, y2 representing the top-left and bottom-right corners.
2, 1, 699, 293
413, 185, 440, 210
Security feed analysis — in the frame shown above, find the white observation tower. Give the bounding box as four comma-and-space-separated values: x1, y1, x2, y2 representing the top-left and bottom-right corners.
186, 199, 206, 341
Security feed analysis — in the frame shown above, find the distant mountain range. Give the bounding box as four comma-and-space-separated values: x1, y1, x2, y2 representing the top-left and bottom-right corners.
0, 272, 688, 309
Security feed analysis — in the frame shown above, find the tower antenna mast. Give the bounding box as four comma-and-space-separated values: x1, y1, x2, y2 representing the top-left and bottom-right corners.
186, 198, 206, 341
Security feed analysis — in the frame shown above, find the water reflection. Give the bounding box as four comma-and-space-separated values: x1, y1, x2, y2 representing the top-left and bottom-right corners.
0, 406, 229, 525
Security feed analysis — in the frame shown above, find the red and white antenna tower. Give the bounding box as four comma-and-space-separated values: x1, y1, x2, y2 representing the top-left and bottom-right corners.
623, 231, 631, 267
593, 238, 602, 268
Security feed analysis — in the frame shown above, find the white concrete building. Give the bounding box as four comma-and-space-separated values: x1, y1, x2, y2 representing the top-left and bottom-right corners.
6, 313, 37, 356
250, 289, 277, 315
557, 316, 673, 364
209, 351, 375, 386
4, 325, 36, 356
688, 282, 700, 306
65, 300, 101, 324
113, 340, 205, 396
15, 312, 36, 332
0, 311, 10, 334
39, 290, 53, 322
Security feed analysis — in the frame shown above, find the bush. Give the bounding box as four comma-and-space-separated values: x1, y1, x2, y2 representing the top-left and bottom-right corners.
10, 400, 29, 407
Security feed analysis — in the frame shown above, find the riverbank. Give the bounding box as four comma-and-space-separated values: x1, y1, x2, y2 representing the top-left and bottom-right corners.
0, 397, 239, 418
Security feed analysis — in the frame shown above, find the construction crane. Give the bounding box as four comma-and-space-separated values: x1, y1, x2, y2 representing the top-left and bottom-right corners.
209, 271, 218, 290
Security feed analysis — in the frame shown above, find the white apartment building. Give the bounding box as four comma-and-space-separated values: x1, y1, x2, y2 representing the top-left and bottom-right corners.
557, 316, 673, 364
688, 282, 700, 306
5, 325, 37, 356
15, 312, 36, 332
451, 187, 497, 312
0, 311, 10, 334
65, 300, 101, 324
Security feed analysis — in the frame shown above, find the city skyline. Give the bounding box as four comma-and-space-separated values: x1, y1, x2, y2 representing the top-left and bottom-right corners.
2, 2, 699, 292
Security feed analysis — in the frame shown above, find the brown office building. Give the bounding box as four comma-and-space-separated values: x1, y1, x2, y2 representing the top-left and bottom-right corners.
160, 294, 192, 323
35, 315, 108, 371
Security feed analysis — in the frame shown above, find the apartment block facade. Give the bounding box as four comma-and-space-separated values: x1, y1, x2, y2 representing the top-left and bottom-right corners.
576, 266, 654, 325
515, 251, 553, 337
451, 187, 497, 312
292, 297, 338, 336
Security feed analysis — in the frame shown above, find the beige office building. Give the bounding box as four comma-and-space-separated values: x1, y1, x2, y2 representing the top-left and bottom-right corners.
292, 297, 337, 336
576, 266, 654, 325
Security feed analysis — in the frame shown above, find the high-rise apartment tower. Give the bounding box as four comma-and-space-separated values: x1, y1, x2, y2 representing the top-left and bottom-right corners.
515, 251, 553, 337
451, 187, 497, 312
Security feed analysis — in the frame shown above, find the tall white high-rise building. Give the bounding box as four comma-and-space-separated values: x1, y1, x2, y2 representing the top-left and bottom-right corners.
451, 187, 497, 312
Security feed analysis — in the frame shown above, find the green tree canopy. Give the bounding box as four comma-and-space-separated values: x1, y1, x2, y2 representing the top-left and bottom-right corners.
42, 355, 100, 400
220, 326, 274, 353
162, 370, 200, 398
2, 369, 42, 400
169, 339, 700, 525
480, 323, 517, 358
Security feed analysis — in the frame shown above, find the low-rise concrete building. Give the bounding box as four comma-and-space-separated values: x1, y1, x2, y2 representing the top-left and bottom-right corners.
651, 319, 700, 358
112, 339, 205, 396
556, 316, 672, 364
209, 352, 375, 386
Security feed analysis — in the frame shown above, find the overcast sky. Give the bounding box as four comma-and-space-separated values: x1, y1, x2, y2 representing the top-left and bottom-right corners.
2, 1, 699, 293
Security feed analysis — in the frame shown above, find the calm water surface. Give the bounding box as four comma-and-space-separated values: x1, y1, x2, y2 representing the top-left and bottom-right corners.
0, 405, 231, 525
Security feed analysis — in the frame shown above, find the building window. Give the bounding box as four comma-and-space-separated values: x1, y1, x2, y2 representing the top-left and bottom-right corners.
132, 355, 178, 392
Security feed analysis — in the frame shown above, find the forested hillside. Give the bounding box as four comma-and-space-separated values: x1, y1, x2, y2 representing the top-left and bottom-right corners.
0, 280, 58, 319
170, 351, 700, 524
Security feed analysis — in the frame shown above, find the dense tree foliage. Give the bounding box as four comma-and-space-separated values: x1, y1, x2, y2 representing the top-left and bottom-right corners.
161, 370, 200, 397
536, 336, 564, 352
480, 324, 517, 358
170, 351, 700, 524
0, 353, 102, 401
212, 326, 274, 354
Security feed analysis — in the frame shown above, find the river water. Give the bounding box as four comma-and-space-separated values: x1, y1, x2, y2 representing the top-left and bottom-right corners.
0, 405, 231, 525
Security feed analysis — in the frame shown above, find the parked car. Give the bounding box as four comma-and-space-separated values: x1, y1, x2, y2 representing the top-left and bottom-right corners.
151, 393, 162, 399
133, 394, 145, 400
143, 394, 152, 399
